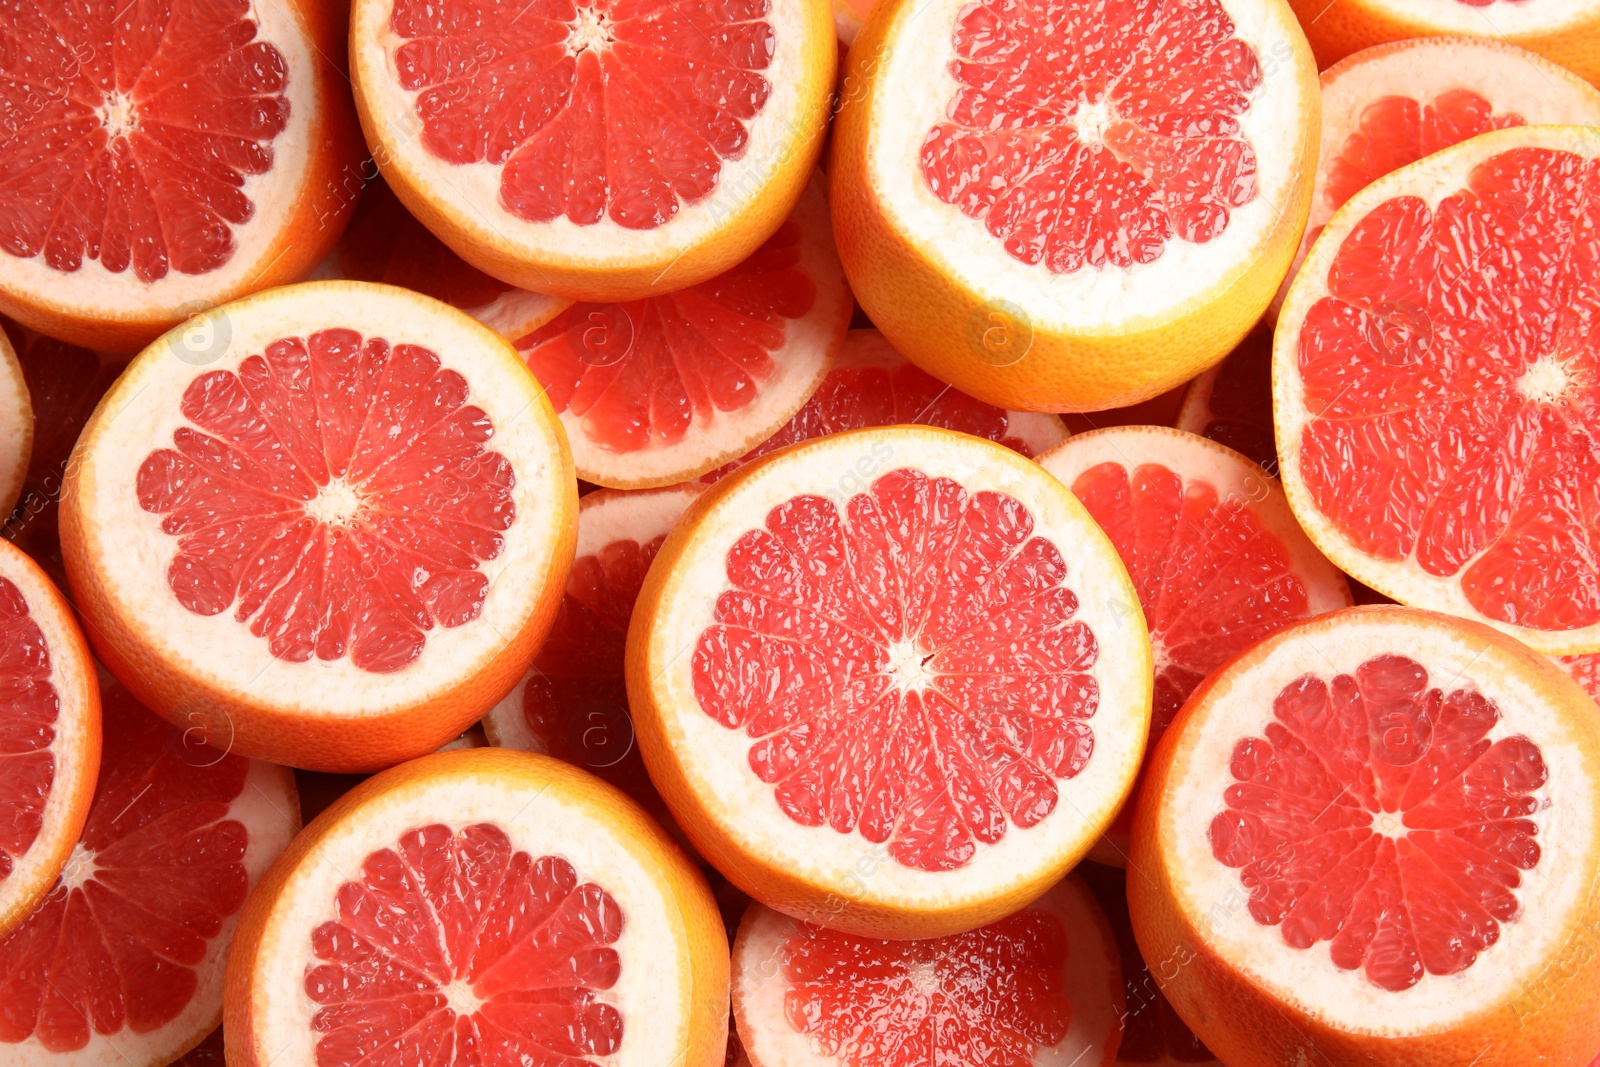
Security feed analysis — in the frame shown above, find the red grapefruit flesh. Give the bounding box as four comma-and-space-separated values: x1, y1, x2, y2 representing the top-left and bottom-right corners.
1560, 653, 1600, 705
1175, 326, 1277, 474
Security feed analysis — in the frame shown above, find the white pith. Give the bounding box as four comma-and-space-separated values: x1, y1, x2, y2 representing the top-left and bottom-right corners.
70, 280, 573, 717
0, 334, 31, 518
1157, 611, 1599, 1035
1516, 352, 1577, 405
732, 877, 1125, 1067
1275, 125, 1600, 655
483, 484, 704, 752
641, 427, 1152, 916
97, 91, 137, 139
301, 476, 364, 526
864, 0, 1315, 330
0, 0, 320, 325
1327, 0, 1600, 39
58, 842, 95, 892
566, 6, 614, 54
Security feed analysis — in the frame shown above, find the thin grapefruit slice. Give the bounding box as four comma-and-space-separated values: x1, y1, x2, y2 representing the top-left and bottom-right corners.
1275, 125, 1600, 656
628, 426, 1152, 937
0, 539, 99, 939
514, 179, 851, 488
0, 675, 298, 1064
59, 280, 579, 772
0, 330, 30, 521
349, 0, 837, 302
1038, 427, 1351, 864
1175, 325, 1277, 474
829, 0, 1319, 412
225, 747, 729, 1067
732, 874, 1124, 1067
1129, 606, 1600, 1067
0, 0, 364, 354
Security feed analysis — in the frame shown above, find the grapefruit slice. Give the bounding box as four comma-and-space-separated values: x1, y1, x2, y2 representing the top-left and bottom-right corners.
0, 0, 364, 355
732, 873, 1124, 1067
1561, 654, 1600, 705
0, 330, 30, 521
704, 328, 1069, 481
349, 0, 837, 302
0, 675, 298, 1065
829, 0, 1319, 413
1128, 606, 1600, 1067
59, 280, 579, 772
1175, 325, 1276, 474
1275, 125, 1600, 656
628, 425, 1152, 938
225, 747, 729, 1067
514, 180, 851, 488
314, 178, 571, 342
1037, 427, 1351, 864
0, 539, 99, 940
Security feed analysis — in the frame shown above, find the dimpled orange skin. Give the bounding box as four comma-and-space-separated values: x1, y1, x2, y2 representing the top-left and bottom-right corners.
827, 0, 1320, 414
224, 748, 731, 1067
0, 0, 365, 356
350, 0, 837, 304
1127, 606, 1600, 1067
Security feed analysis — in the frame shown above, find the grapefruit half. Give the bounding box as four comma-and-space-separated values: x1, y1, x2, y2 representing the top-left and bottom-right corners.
732, 874, 1124, 1067
628, 426, 1152, 938
1275, 125, 1600, 656
830, 0, 1320, 412
225, 747, 729, 1067
1037, 427, 1351, 864
0, 0, 364, 354
0, 330, 30, 521
349, 0, 837, 301
59, 280, 578, 771
1129, 606, 1600, 1067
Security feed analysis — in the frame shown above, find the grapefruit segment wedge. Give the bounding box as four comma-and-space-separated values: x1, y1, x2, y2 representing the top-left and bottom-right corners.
1275, 125, 1600, 656
628, 426, 1152, 938
732, 874, 1124, 1067
0, 331, 30, 521
1037, 427, 1350, 864
1129, 606, 1600, 1067
59, 280, 578, 772
225, 748, 729, 1067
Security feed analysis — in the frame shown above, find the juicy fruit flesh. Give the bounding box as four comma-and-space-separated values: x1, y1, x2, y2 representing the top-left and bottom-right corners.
136, 330, 516, 674
517, 222, 814, 453
305, 823, 625, 1067
692, 468, 1101, 873
0, 576, 58, 886
1561, 653, 1600, 703
920, 0, 1261, 274
0, 685, 249, 1052
1210, 654, 1547, 992
778, 908, 1071, 1067
336, 183, 511, 310
1296, 147, 1600, 632
390, 0, 775, 230
0, 0, 289, 281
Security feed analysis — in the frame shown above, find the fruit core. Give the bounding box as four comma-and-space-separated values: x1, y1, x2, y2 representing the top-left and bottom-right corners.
0, 574, 58, 886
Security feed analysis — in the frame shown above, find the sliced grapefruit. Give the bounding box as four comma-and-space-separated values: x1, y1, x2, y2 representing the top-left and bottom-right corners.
732, 874, 1124, 1067
1275, 125, 1600, 656
349, 0, 837, 302
514, 179, 851, 487
0, 330, 30, 521
0, 0, 364, 354
1560, 654, 1600, 706
628, 426, 1152, 938
1129, 606, 1600, 1067
0, 675, 298, 1065
1175, 325, 1276, 474
1038, 427, 1351, 864
832, 0, 876, 45
59, 280, 579, 772
830, 0, 1319, 412
225, 747, 729, 1067
0, 540, 99, 939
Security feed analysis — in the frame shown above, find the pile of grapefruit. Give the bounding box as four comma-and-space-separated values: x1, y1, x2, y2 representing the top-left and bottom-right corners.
2, 0, 1599, 1065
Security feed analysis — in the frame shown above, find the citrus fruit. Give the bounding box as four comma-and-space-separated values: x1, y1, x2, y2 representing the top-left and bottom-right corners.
225, 747, 729, 1067
349, 0, 837, 302
1274, 37, 1600, 321
829, 0, 1320, 413
1129, 605, 1600, 1067
703, 327, 1069, 481
514, 180, 851, 488
1560, 654, 1600, 705
314, 177, 571, 342
628, 425, 1152, 938
0, 329, 30, 521
1175, 325, 1276, 474
0, 675, 299, 1064
832, 0, 876, 45
1275, 125, 1600, 656
732, 873, 1124, 1067
0, 539, 99, 940
1038, 427, 1351, 864
59, 280, 579, 772
0, 0, 364, 354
